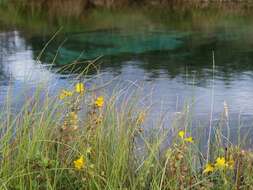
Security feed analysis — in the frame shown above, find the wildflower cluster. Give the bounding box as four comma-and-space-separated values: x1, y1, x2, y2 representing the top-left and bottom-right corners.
178, 130, 194, 143
57, 83, 107, 175
59, 82, 87, 128
4, 82, 253, 190
59, 82, 85, 100
84, 95, 105, 130
203, 156, 234, 174
161, 131, 197, 188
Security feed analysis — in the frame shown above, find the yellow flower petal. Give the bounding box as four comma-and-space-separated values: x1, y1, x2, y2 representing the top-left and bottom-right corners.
184, 137, 194, 143
178, 131, 185, 139
74, 155, 85, 170
59, 90, 73, 100
75, 83, 85, 94
95, 96, 104, 108
203, 163, 214, 174
215, 157, 226, 169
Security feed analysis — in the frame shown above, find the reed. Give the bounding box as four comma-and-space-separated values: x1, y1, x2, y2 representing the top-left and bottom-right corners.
0, 72, 253, 189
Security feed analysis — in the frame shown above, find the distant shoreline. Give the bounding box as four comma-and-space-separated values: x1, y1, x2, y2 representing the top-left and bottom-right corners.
2, 0, 253, 10
1, 1, 253, 35
1, 0, 253, 21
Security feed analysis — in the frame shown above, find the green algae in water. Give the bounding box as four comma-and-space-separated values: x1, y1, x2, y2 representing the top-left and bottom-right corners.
45, 30, 187, 65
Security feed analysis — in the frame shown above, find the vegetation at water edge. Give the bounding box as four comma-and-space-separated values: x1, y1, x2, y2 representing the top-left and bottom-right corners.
0, 76, 253, 190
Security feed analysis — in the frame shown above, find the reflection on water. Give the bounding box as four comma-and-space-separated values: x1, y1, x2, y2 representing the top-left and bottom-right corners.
1, 10, 253, 130
0, 32, 49, 88
0, 31, 71, 102
1, 31, 55, 82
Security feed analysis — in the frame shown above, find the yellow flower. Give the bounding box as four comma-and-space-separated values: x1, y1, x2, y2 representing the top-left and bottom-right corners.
75, 83, 85, 94
184, 137, 194, 143
203, 163, 214, 174
59, 90, 73, 100
178, 131, 185, 139
215, 157, 226, 169
74, 155, 85, 170
59, 94, 65, 100
95, 96, 104, 108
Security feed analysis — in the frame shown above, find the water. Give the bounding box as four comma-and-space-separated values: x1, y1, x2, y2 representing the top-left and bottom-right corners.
1, 8, 253, 130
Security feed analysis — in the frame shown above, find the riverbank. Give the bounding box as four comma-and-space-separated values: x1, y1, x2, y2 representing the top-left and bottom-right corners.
1, 3, 253, 36
1, 0, 253, 19
0, 81, 253, 189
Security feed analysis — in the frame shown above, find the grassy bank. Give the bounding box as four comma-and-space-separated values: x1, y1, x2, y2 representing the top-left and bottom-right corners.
0, 79, 253, 189
1, 0, 253, 19
1, 4, 253, 37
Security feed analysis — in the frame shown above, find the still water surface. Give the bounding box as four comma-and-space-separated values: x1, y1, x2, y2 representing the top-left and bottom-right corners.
1, 9, 253, 129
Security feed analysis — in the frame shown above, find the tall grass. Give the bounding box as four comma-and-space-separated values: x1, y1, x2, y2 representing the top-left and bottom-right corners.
0, 75, 253, 189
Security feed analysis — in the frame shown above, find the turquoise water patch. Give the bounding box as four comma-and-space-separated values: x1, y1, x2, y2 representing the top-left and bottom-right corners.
51, 30, 187, 65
